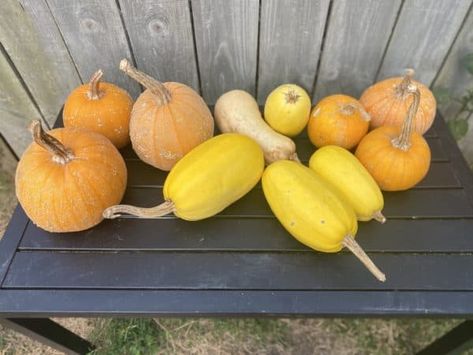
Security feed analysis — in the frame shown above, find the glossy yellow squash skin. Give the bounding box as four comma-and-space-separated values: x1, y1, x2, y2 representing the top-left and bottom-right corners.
262, 160, 357, 252
309, 146, 384, 222
164, 133, 264, 220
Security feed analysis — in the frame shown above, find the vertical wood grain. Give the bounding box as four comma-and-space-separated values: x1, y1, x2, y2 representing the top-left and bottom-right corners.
258, 0, 331, 103
0, 49, 41, 155
118, 0, 199, 91
0, 0, 80, 125
313, 0, 402, 102
432, 6, 473, 121
45, 0, 140, 98
377, 0, 471, 85
191, 0, 259, 104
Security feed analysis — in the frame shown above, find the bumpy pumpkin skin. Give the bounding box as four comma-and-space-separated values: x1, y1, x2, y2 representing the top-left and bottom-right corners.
307, 94, 370, 149
360, 77, 436, 134
63, 82, 133, 148
130, 82, 214, 171
164, 133, 265, 221
16, 128, 127, 232
355, 126, 431, 191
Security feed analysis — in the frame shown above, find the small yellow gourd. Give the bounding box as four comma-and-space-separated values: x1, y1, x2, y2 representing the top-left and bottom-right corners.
104, 134, 264, 221
264, 84, 311, 137
262, 160, 385, 281
309, 146, 385, 223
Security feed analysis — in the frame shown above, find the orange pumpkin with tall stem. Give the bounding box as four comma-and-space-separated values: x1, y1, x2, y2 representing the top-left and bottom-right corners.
63, 70, 133, 148
119, 59, 214, 171
15, 121, 127, 232
355, 84, 431, 191
360, 69, 436, 134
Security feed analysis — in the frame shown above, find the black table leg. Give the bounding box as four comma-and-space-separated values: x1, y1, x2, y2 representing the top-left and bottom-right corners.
0, 318, 94, 355
416, 320, 473, 355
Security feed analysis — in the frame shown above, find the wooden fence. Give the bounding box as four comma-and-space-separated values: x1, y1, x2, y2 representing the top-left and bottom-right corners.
1, 0, 473, 162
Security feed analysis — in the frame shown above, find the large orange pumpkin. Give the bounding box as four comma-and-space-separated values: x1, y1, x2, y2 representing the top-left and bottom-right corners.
307, 94, 370, 149
15, 121, 127, 232
356, 84, 431, 191
360, 69, 436, 134
63, 70, 133, 148
119, 59, 214, 171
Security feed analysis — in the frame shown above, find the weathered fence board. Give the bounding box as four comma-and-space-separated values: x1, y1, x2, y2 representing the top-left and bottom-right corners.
191, 0, 259, 104
0, 49, 41, 155
1, 0, 80, 126
377, 0, 471, 85
257, 0, 330, 103
45, 0, 140, 98
118, 0, 199, 91
433, 5, 473, 121
313, 0, 402, 102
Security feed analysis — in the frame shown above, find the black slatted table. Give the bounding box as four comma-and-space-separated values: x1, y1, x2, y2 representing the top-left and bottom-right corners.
1, 112, 473, 354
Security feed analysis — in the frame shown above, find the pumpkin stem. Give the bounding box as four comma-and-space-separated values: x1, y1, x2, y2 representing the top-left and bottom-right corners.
396, 68, 415, 98
119, 59, 171, 105
372, 211, 386, 224
391, 84, 420, 151
88, 69, 104, 100
29, 120, 74, 164
103, 200, 175, 219
342, 235, 386, 282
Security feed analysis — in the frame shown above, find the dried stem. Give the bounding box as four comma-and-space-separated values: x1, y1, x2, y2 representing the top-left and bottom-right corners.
342, 235, 386, 282
284, 89, 300, 104
391, 84, 420, 151
87, 69, 104, 100
372, 211, 386, 224
103, 200, 175, 219
119, 59, 171, 105
395, 68, 415, 98
29, 120, 74, 164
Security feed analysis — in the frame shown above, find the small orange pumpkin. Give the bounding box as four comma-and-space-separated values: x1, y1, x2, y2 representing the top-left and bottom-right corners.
119, 59, 214, 171
63, 70, 133, 148
355, 84, 431, 191
307, 94, 370, 149
360, 69, 436, 134
15, 121, 127, 232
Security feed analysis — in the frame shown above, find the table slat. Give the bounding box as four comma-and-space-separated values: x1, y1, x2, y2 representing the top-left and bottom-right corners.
4, 251, 473, 291
19, 219, 473, 253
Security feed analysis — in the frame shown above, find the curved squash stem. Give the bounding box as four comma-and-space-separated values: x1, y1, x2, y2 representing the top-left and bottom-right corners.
372, 211, 386, 224
119, 59, 171, 105
88, 69, 104, 100
391, 84, 420, 151
103, 200, 175, 219
29, 120, 74, 164
342, 236, 386, 282
396, 68, 415, 98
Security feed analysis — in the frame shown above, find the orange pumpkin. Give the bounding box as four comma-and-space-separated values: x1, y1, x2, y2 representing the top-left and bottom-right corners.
307, 94, 370, 149
15, 121, 127, 232
360, 69, 436, 134
355, 84, 431, 191
119, 59, 214, 171
63, 70, 133, 148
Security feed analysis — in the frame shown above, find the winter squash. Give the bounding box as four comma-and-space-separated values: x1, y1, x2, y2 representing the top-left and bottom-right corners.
119, 59, 214, 171
16, 121, 127, 232
63, 70, 133, 148
104, 133, 264, 220
262, 160, 386, 282
309, 145, 385, 223
307, 94, 370, 149
214, 90, 299, 163
355, 84, 431, 191
360, 69, 436, 134
263, 84, 311, 137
